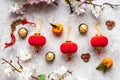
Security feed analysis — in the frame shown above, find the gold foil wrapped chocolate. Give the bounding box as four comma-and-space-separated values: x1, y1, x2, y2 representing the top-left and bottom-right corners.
79, 23, 88, 34
46, 51, 55, 61
18, 27, 28, 38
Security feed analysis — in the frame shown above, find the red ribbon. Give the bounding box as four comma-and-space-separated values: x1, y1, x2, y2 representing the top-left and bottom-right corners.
4, 31, 16, 49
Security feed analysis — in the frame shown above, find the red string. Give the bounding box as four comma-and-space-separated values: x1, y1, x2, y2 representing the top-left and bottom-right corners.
4, 31, 16, 49
21, 18, 36, 27
4, 18, 36, 49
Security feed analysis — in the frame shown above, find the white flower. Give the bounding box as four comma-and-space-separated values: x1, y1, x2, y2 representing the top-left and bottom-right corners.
19, 67, 36, 80
20, 52, 32, 62
48, 66, 72, 80
25, 0, 56, 5
64, 75, 76, 80
71, 0, 86, 15
74, 8, 86, 15
91, 6, 104, 18
8, 4, 24, 15
4, 67, 15, 77
54, 66, 68, 76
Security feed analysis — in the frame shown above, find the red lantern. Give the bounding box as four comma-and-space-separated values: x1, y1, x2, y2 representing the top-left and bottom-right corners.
60, 41, 78, 54
90, 23, 109, 55
28, 33, 46, 52
60, 41, 78, 61
60, 27, 78, 61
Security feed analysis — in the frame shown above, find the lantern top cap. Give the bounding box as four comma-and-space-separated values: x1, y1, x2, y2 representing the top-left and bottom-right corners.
34, 33, 40, 36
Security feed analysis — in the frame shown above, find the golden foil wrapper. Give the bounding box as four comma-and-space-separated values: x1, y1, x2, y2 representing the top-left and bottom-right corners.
18, 27, 28, 38
46, 51, 55, 61
79, 23, 88, 34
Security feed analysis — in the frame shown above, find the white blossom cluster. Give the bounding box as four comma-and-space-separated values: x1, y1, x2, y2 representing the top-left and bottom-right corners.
9, 0, 56, 15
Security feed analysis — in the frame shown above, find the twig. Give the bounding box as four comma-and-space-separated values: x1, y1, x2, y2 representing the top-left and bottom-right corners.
54, 2, 59, 7
31, 75, 39, 80
16, 57, 23, 70
66, 0, 73, 14
103, 3, 120, 8
85, 1, 102, 7
67, 70, 73, 75
85, 1, 120, 8
2, 58, 21, 73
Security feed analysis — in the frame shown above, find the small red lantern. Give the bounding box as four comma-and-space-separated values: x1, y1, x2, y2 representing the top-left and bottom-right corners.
60, 27, 78, 61
28, 33, 46, 52
28, 19, 46, 53
90, 23, 108, 55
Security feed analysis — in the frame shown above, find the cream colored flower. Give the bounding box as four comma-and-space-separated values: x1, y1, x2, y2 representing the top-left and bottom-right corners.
20, 52, 32, 61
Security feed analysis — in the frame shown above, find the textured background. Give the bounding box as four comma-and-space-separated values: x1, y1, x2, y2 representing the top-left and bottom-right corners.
1, 0, 120, 80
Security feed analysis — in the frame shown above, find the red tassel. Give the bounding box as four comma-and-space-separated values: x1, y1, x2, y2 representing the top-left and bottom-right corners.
67, 56, 72, 62
21, 18, 36, 27
4, 31, 16, 49
97, 50, 101, 56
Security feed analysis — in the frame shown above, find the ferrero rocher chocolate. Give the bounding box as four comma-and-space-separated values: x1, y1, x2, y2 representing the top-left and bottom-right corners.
18, 27, 28, 38
79, 23, 88, 34
46, 51, 55, 61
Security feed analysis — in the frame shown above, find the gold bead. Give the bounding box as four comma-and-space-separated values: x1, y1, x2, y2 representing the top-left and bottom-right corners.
79, 23, 88, 34
46, 51, 55, 62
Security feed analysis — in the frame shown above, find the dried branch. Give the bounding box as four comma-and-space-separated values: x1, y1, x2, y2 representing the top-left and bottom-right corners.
54, 2, 59, 7
16, 57, 23, 70
85, 1, 120, 8
66, 0, 74, 14
103, 3, 120, 8
2, 58, 21, 73
67, 70, 73, 75
31, 75, 39, 80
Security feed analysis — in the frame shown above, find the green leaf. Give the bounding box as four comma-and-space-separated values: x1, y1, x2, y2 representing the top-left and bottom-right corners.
96, 63, 107, 73
38, 74, 46, 80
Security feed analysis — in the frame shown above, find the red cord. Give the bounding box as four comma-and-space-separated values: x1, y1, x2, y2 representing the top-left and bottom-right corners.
4, 31, 16, 49
21, 18, 36, 27
4, 18, 36, 49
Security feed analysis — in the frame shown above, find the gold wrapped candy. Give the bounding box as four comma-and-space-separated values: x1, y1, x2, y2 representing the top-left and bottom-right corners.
18, 27, 28, 38
46, 51, 55, 62
79, 23, 88, 34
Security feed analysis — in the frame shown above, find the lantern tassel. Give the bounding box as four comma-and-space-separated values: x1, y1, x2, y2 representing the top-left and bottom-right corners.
95, 22, 102, 35
97, 50, 101, 56
67, 56, 72, 62
66, 26, 71, 41
34, 46, 40, 53
66, 54, 72, 62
